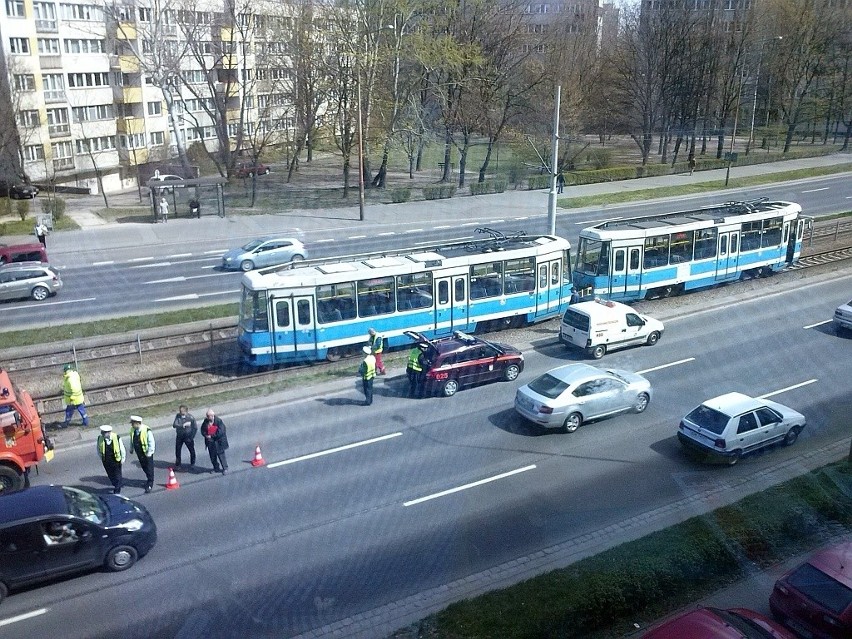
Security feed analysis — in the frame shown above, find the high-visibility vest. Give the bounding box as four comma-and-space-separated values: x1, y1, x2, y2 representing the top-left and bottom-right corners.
98, 434, 122, 462
63, 370, 84, 405
407, 348, 423, 372
130, 425, 151, 454
369, 333, 384, 353
360, 355, 376, 380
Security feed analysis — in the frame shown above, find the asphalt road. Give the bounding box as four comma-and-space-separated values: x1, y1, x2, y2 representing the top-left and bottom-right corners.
1, 270, 850, 638
2, 173, 851, 329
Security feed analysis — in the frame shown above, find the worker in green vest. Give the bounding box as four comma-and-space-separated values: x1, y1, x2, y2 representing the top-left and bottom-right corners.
96, 425, 126, 494
359, 345, 376, 406
406, 344, 427, 398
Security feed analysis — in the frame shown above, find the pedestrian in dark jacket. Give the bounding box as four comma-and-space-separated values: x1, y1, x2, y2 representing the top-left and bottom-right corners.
172, 405, 197, 468
200, 409, 229, 474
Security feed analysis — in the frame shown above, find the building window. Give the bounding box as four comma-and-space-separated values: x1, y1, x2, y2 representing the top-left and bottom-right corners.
76, 135, 116, 153
24, 145, 45, 161
67, 72, 110, 87
137, 6, 150, 21
73, 104, 114, 121
42, 73, 65, 101
32, 2, 56, 28
64, 39, 105, 54
60, 3, 102, 20
147, 101, 162, 116
14, 74, 36, 91
150, 131, 165, 145
6, 0, 24, 17
9, 37, 30, 54
19, 110, 40, 126
47, 107, 70, 136
37, 38, 61, 54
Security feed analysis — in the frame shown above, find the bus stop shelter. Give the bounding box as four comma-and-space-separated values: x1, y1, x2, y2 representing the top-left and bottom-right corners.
146, 175, 228, 222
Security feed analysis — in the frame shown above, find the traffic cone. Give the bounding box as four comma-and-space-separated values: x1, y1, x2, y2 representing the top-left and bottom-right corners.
165, 467, 180, 490
251, 445, 265, 467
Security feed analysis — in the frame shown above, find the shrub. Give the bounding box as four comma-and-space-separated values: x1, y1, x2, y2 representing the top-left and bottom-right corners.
469, 179, 509, 196
390, 188, 411, 203
526, 174, 550, 190
0, 197, 11, 219
586, 148, 613, 170
15, 199, 29, 221
41, 196, 66, 221
423, 185, 457, 200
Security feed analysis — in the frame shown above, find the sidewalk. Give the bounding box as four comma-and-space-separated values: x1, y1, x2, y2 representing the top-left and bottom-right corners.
15, 151, 852, 257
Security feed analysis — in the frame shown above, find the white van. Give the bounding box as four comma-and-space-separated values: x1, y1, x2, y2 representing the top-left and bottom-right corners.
559, 299, 664, 359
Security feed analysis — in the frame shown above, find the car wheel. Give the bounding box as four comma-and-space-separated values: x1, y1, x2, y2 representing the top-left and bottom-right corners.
503, 364, 521, 382
784, 427, 801, 446
440, 379, 459, 397
646, 331, 661, 346
0, 465, 24, 493
240, 260, 255, 272
590, 345, 606, 359
262, 168, 270, 175
31, 285, 49, 301
105, 545, 138, 572
634, 392, 650, 413
727, 450, 742, 466
291, 254, 304, 263
562, 412, 582, 433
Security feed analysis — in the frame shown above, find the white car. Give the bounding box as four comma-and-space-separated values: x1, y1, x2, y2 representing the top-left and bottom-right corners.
149, 174, 184, 193
678, 392, 805, 465
834, 299, 852, 333
221, 237, 307, 271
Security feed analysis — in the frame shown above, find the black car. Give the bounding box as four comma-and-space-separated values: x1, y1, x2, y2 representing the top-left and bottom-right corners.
0, 182, 39, 199
0, 485, 157, 603
405, 330, 524, 397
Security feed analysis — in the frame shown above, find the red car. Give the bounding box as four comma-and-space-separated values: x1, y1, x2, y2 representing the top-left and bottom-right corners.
235, 161, 270, 178
770, 540, 852, 638
642, 606, 797, 638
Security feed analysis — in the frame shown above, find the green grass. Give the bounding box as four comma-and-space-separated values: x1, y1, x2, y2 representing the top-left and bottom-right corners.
557, 163, 852, 209
402, 462, 852, 639
0, 214, 80, 236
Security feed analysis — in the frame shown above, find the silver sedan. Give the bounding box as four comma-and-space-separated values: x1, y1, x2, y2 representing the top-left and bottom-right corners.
514, 363, 652, 433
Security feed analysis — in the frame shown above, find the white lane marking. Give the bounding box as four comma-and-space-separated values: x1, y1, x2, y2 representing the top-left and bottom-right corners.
10, 297, 96, 310
461, 222, 478, 226
130, 262, 172, 269
801, 187, 829, 193
803, 319, 832, 329
404, 229, 424, 233
759, 379, 818, 399
575, 217, 622, 225
165, 253, 193, 258
204, 249, 228, 255
636, 358, 695, 375
435, 225, 451, 229
147, 276, 185, 284
378, 232, 395, 236
127, 256, 154, 262
488, 219, 505, 223
315, 238, 335, 243
92, 260, 114, 266
349, 235, 367, 240
147, 272, 238, 285
515, 216, 529, 220
201, 264, 218, 269
403, 465, 537, 507
153, 290, 239, 302
0, 608, 49, 627
267, 432, 403, 468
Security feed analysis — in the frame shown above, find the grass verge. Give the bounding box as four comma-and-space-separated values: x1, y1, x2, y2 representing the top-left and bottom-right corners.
397, 461, 852, 639
0, 214, 80, 236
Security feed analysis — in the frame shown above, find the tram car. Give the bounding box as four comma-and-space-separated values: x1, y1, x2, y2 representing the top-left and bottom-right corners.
573, 199, 808, 301
238, 229, 573, 365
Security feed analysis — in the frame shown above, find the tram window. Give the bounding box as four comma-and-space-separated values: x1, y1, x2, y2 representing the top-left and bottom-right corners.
562, 250, 572, 282
643, 235, 669, 269
316, 282, 355, 323
504, 257, 535, 293
454, 277, 465, 302
783, 224, 789, 243
630, 248, 640, 270
470, 262, 502, 299
741, 221, 761, 251
731, 234, 738, 253
396, 272, 432, 311
538, 265, 547, 288
358, 276, 395, 317
275, 300, 290, 328
239, 288, 268, 332
438, 280, 449, 304
614, 250, 625, 272
720, 235, 727, 255
761, 217, 782, 247
578, 239, 606, 275
669, 231, 694, 264
550, 262, 560, 285
296, 299, 311, 325
694, 228, 717, 259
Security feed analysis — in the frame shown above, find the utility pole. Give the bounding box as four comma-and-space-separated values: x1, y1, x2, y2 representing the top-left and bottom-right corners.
547, 85, 561, 236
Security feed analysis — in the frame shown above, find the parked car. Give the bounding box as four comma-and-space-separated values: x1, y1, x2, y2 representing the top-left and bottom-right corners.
641, 606, 797, 639
149, 173, 184, 193
404, 330, 524, 398
235, 161, 270, 178
769, 540, 852, 638
0, 484, 157, 604
0, 181, 39, 199
0, 262, 62, 301
0, 242, 48, 264
221, 237, 307, 271
834, 299, 852, 334
514, 363, 652, 432
677, 392, 805, 465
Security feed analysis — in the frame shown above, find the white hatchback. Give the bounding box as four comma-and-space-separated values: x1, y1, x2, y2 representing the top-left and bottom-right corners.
677, 392, 805, 465
834, 299, 852, 333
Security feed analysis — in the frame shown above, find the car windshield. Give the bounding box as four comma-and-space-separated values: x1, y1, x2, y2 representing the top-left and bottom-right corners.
606, 370, 629, 384
62, 486, 107, 524
528, 373, 571, 399
787, 562, 852, 615
685, 405, 730, 434
712, 609, 777, 639
241, 240, 264, 251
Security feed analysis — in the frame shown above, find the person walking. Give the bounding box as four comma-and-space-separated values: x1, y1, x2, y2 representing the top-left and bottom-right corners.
556, 171, 565, 194
172, 404, 197, 469
406, 344, 426, 398
367, 328, 386, 375
200, 409, 229, 474
62, 363, 89, 427
34, 220, 49, 248
359, 345, 376, 406
159, 196, 169, 223
688, 154, 696, 176
96, 425, 126, 494
129, 415, 155, 493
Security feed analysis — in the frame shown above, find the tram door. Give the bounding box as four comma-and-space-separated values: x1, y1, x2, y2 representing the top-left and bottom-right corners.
451, 276, 469, 330
609, 247, 642, 298
434, 278, 452, 335
535, 259, 562, 318
292, 296, 318, 356
716, 231, 740, 279
270, 295, 317, 359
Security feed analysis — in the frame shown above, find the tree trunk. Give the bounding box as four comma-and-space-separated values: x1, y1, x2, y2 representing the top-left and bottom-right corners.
783, 123, 795, 153
479, 138, 495, 183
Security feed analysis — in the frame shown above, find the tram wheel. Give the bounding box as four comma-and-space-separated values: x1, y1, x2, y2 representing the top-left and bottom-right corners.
326, 348, 342, 362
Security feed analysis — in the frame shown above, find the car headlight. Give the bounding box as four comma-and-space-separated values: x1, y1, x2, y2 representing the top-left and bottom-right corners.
120, 518, 144, 531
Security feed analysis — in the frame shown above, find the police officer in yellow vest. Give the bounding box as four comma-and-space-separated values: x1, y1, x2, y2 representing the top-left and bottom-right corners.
367, 328, 386, 375
96, 425, 126, 494
62, 363, 89, 427
359, 345, 376, 406
129, 415, 156, 493
406, 344, 427, 398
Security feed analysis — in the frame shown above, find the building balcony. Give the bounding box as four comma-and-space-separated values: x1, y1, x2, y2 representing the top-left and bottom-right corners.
39, 55, 63, 69
48, 124, 71, 138
44, 90, 66, 103
52, 157, 75, 172
35, 19, 58, 32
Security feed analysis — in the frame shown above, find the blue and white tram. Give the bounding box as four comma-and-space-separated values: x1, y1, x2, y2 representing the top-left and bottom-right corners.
573, 199, 808, 301
238, 231, 573, 365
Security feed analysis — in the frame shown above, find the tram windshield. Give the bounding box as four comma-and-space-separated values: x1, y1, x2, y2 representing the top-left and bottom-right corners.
239, 287, 269, 332
576, 238, 609, 276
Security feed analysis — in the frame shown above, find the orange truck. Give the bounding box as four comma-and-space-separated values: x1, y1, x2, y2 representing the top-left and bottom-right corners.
0, 369, 54, 492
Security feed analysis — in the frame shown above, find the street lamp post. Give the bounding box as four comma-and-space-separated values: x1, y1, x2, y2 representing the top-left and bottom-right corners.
356, 66, 365, 222
724, 70, 745, 187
